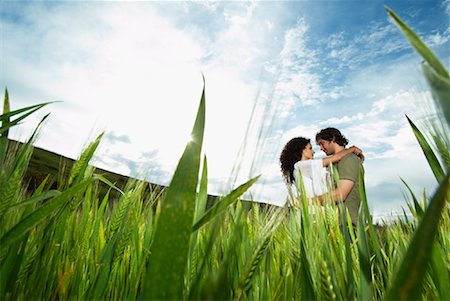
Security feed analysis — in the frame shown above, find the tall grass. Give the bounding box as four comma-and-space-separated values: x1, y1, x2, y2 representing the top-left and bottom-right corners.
0, 8, 449, 301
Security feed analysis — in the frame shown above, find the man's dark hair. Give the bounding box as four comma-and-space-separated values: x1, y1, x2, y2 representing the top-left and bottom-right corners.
315, 127, 348, 146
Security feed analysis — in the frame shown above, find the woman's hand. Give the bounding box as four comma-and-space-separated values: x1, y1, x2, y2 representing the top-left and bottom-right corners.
350, 145, 365, 162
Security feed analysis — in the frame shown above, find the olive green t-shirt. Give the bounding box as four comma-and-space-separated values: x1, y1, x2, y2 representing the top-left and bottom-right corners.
335, 153, 364, 224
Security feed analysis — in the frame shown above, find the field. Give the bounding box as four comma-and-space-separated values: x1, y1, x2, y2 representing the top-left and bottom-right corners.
0, 8, 449, 301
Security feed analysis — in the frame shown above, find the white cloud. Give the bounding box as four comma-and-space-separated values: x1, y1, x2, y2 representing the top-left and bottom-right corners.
209, 2, 261, 71
319, 21, 406, 72
321, 90, 434, 160
281, 123, 321, 145
444, 0, 450, 16
275, 72, 322, 106
271, 17, 327, 115
380, 124, 425, 159
326, 31, 346, 49
279, 18, 311, 68
321, 113, 366, 126
425, 30, 450, 47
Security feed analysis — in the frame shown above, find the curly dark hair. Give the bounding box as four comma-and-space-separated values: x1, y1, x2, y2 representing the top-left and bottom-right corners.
315, 127, 348, 146
279, 137, 310, 184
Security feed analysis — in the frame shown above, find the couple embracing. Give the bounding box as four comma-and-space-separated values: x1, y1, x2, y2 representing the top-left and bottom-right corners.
280, 127, 365, 226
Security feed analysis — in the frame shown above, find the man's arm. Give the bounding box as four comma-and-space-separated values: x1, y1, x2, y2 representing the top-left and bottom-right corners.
317, 179, 355, 205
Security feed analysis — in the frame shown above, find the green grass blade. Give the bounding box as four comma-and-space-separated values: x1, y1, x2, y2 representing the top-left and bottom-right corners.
0, 238, 27, 299
406, 115, 445, 183
86, 228, 121, 300
385, 173, 450, 300
0, 101, 55, 122
94, 174, 125, 195
422, 62, 450, 127
68, 133, 104, 186
194, 155, 208, 221
109, 191, 133, 239
431, 132, 450, 168
400, 177, 424, 218
0, 105, 53, 136
0, 190, 60, 215
343, 213, 355, 300
0, 88, 10, 169
358, 170, 373, 300
187, 213, 223, 300
89, 190, 110, 249
143, 84, 205, 300
385, 7, 449, 79
0, 113, 48, 212
87, 187, 136, 300
299, 230, 316, 301
0, 178, 93, 254
239, 208, 283, 295
430, 242, 450, 300
0, 121, 44, 216
187, 155, 208, 295
192, 175, 260, 232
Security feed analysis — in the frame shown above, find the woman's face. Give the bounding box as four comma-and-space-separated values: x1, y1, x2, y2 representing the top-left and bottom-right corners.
301, 143, 315, 160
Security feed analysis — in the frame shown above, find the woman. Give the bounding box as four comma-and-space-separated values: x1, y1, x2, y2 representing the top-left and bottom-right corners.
279, 137, 364, 202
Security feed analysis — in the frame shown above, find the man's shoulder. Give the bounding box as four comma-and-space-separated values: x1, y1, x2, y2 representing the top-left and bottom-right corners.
336, 152, 361, 180
337, 153, 361, 172
340, 152, 360, 164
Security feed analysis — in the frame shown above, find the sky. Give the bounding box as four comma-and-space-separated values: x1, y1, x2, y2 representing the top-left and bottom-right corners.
1, 0, 449, 223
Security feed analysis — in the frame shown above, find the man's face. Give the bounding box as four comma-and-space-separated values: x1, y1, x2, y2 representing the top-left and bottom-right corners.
317, 139, 334, 155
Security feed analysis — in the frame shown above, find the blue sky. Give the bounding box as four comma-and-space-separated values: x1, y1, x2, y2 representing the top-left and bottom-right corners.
1, 0, 449, 223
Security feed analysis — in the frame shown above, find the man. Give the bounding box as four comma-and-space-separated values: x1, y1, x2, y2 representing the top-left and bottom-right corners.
315, 127, 364, 226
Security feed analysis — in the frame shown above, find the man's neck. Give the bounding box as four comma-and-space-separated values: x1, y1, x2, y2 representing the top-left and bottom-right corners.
333, 145, 345, 154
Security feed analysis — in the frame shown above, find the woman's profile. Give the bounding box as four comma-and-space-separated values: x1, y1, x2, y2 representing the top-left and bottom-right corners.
279, 137, 364, 204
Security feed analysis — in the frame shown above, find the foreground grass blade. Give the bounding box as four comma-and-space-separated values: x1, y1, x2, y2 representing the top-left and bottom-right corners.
143, 84, 205, 300
87, 192, 133, 300
0, 88, 10, 169
0, 190, 60, 216
0, 178, 93, 253
299, 220, 316, 301
430, 242, 450, 300
0, 101, 54, 122
342, 208, 355, 300
0, 102, 54, 135
422, 63, 450, 126
0, 237, 27, 299
406, 115, 445, 183
385, 7, 449, 79
95, 174, 125, 195
194, 155, 208, 221
358, 169, 373, 300
400, 177, 424, 218
386, 7, 450, 126
238, 209, 283, 295
385, 173, 450, 300
192, 175, 260, 231
68, 133, 104, 186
